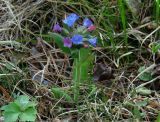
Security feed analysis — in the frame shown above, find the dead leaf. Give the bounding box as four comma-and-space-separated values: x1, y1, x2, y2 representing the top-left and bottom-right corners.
147, 100, 160, 111
93, 63, 113, 81
0, 85, 13, 103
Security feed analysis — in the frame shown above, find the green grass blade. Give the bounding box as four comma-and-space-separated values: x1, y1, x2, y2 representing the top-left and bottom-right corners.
118, 0, 128, 47
51, 87, 73, 102
155, 0, 160, 23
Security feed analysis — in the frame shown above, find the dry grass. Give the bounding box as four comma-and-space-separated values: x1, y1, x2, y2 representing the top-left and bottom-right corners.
0, 0, 66, 41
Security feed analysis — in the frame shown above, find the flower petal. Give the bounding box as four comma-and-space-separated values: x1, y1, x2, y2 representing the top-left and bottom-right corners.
83, 18, 93, 28
71, 34, 83, 45
63, 13, 79, 27
88, 25, 96, 31
63, 37, 72, 48
88, 37, 97, 47
53, 23, 62, 32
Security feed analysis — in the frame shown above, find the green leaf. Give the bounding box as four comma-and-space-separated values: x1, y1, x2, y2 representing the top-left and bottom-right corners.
136, 87, 152, 95
156, 112, 160, 122
74, 26, 87, 34
1, 103, 21, 122
150, 43, 160, 53
19, 107, 37, 121
48, 32, 70, 54
15, 95, 30, 106
135, 100, 148, 107
51, 87, 73, 102
138, 66, 153, 81
1, 95, 37, 122
133, 106, 141, 120
25, 101, 37, 108
1, 103, 20, 113
62, 28, 70, 35
15, 95, 31, 111
14, 95, 37, 111
3, 111, 20, 122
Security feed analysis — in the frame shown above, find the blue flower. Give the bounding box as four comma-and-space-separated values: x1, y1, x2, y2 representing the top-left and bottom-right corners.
83, 18, 93, 28
71, 34, 83, 45
63, 13, 79, 27
53, 23, 62, 32
63, 37, 72, 48
88, 37, 97, 47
